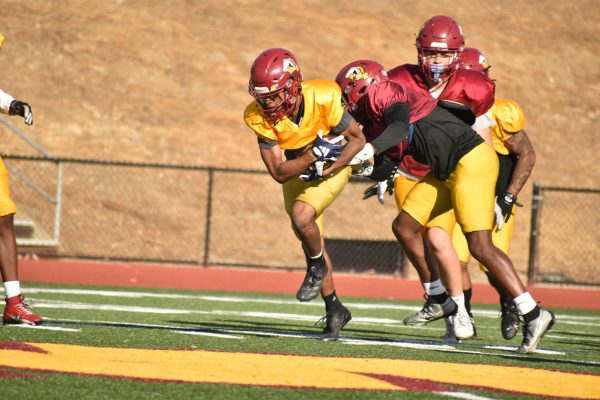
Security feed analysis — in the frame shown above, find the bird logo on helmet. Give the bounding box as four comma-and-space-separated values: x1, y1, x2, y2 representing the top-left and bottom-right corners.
345, 66, 370, 81
459, 47, 491, 76
415, 15, 465, 83
335, 60, 388, 113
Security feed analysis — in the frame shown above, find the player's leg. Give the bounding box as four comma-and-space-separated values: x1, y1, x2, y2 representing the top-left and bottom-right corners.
455, 143, 554, 353
426, 223, 474, 340
488, 209, 520, 339
0, 157, 42, 325
394, 174, 432, 284
287, 166, 353, 339
393, 174, 457, 327
395, 174, 452, 327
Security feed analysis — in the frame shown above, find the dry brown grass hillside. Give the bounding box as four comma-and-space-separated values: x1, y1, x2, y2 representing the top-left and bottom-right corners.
1, 0, 599, 275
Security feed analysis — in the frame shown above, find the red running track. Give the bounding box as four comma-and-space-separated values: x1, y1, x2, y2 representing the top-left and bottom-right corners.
18, 258, 600, 311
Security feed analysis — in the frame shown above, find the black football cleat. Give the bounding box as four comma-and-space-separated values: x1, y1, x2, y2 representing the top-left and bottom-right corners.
296, 255, 327, 302
317, 305, 352, 341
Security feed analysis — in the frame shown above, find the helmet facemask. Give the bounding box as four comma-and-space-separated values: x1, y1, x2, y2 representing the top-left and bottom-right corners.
417, 48, 462, 83
250, 77, 300, 122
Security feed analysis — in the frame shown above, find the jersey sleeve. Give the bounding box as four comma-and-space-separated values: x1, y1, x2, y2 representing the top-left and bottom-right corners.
318, 81, 345, 129
494, 99, 526, 134
0, 89, 14, 114
367, 81, 408, 121
243, 102, 278, 141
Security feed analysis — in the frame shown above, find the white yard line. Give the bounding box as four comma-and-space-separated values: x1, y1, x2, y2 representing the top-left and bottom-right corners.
23, 287, 600, 322
7, 324, 80, 332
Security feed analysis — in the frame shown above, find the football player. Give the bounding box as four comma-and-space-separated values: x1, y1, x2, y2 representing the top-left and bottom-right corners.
0, 31, 42, 325
336, 59, 554, 354
378, 15, 496, 340
452, 47, 537, 341
244, 48, 365, 340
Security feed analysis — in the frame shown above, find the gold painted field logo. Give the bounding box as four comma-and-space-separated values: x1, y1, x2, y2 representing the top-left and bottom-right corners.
1, 341, 599, 399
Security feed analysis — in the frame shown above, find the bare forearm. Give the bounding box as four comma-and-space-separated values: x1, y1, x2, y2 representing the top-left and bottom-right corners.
506, 153, 535, 196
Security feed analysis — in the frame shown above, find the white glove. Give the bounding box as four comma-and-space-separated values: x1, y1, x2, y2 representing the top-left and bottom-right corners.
348, 143, 375, 166
494, 197, 504, 231
375, 180, 389, 204
362, 180, 391, 205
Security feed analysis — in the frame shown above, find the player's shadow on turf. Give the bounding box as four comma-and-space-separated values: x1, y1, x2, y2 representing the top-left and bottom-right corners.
170, 319, 303, 331
169, 319, 323, 337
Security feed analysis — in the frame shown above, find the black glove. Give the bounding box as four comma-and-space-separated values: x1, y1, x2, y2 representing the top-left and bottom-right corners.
494, 192, 522, 230
9, 100, 33, 126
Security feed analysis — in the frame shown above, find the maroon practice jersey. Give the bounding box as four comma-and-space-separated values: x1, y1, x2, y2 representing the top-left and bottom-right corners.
360, 80, 437, 161
387, 64, 496, 177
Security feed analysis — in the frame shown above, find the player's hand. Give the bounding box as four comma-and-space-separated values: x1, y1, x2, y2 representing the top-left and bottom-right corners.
312, 132, 342, 162
494, 192, 521, 231
9, 100, 33, 126
348, 143, 375, 166
362, 167, 398, 205
299, 170, 323, 182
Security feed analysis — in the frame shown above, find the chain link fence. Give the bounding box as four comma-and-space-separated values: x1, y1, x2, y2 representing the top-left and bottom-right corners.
528, 182, 600, 286
5, 155, 405, 275
7, 155, 599, 284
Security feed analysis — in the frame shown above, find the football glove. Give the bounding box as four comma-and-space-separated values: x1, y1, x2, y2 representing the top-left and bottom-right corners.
494, 192, 522, 231
9, 100, 33, 126
362, 166, 399, 205
311, 132, 342, 162
299, 170, 324, 182
348, 143, 375, 166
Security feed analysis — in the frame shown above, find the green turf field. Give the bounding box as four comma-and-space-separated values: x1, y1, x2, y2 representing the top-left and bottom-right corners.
1, 283, 599, 399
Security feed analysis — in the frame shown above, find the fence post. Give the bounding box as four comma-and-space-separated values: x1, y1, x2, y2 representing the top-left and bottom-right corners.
202, 168, 214, 266
527, 181, 542, 285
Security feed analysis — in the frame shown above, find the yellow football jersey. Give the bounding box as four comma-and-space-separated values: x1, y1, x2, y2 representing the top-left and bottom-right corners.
243, 80, 344, 150
490, 98, 526, 155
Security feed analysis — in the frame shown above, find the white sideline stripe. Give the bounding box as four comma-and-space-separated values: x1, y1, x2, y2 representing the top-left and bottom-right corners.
547, 333, 600, 341
8, 324, 80, 332
171, 331, 243, 339
31, 300, 403, 324
45, 318, 244, 340
23, 287, 600, 322
482, 345, 565, 355
436, 391, 498, 400
32, 301, 208, 315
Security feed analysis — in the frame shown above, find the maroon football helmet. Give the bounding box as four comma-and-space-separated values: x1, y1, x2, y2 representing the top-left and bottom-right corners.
459, 47, 491, 76
416, 15, 465, 83
248, 48, 303, 121
335, 60, 388, 113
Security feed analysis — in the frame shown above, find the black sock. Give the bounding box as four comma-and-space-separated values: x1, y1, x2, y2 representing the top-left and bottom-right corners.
430, 292, 449, 304
463, 288, 473, 316
323, 291, 342, 311
522, 306, 541, 324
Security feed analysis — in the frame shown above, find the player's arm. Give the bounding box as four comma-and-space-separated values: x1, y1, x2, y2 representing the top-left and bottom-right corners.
472, 112, 494, 148
258, 139, 317, 184
321, 116, 365, 176
503, 129, 536, 196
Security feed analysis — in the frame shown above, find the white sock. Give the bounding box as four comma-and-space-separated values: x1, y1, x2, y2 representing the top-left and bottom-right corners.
424, 279, 445, 296
451, 294, 467, 314
3, 281, 21, 298
309, 251, 323, 259
514, 292, 537, 315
